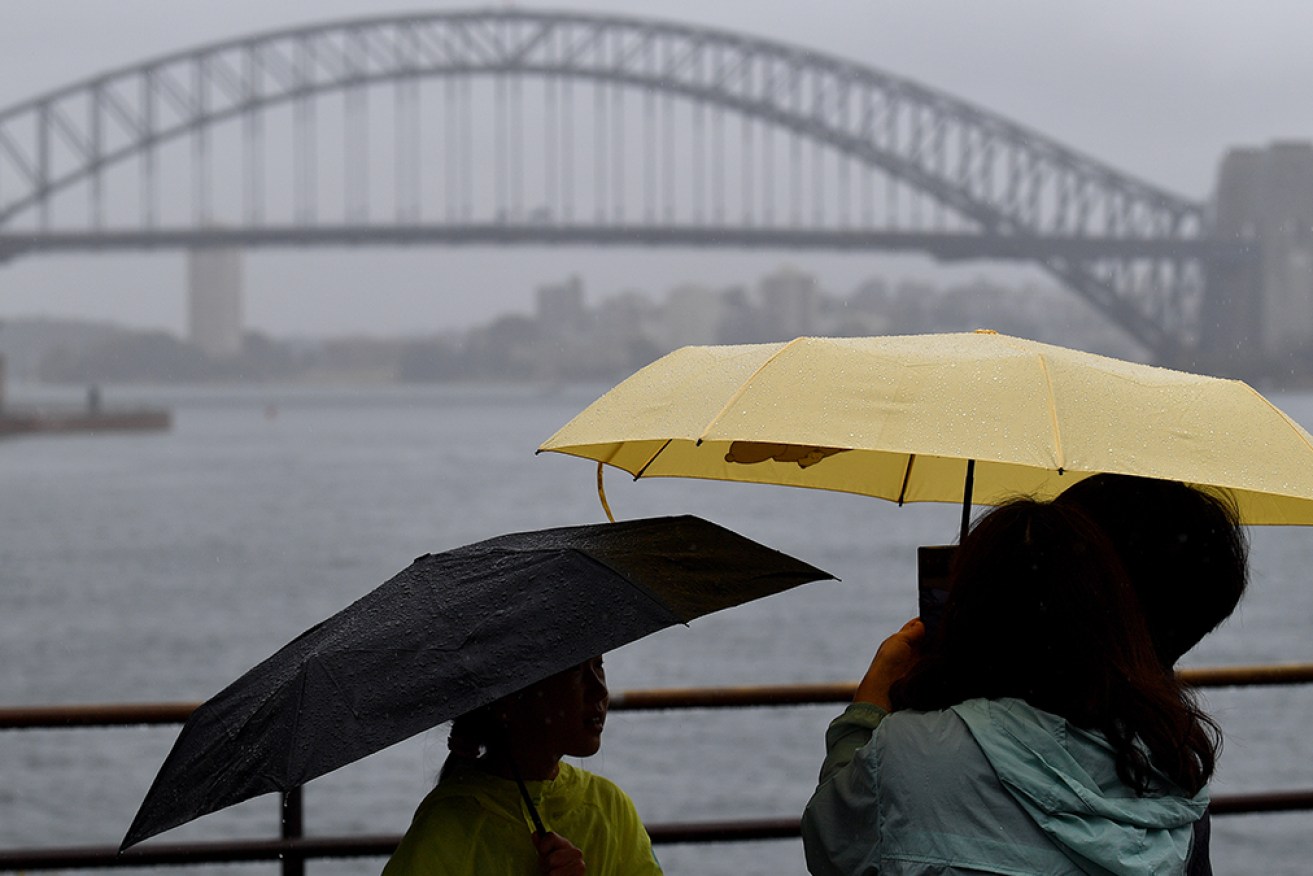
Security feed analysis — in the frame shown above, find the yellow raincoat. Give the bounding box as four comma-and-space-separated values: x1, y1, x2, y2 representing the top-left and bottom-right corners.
383, 759, 663, 875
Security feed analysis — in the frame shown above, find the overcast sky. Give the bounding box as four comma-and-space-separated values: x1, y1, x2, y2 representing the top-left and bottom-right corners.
1, 0, 1310, 338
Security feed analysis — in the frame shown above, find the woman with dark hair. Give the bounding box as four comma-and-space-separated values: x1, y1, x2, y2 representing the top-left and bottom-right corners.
801, 500, 1218, 875
383, 656, 663, 875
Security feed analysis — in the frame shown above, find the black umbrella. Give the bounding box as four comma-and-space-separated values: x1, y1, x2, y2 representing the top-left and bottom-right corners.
121, 514, 832, 849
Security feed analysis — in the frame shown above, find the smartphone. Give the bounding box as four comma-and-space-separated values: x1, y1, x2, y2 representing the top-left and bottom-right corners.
917, 545, 956, 642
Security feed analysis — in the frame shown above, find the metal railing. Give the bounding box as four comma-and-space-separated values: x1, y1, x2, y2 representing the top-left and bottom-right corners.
3, 662, 1313, 873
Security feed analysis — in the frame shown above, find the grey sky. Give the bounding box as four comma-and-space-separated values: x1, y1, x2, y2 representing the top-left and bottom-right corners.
1, 0, 1310, 338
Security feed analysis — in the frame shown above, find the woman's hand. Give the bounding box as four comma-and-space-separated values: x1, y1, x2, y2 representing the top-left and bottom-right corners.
853, 618, 926, 711
533, 831, 586, 875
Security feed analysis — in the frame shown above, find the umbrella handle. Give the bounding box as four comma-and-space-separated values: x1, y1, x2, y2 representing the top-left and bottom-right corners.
597, 462, 616, 523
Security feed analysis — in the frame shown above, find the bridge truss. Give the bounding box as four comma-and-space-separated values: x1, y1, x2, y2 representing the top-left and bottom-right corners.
0, 8, 1238, 359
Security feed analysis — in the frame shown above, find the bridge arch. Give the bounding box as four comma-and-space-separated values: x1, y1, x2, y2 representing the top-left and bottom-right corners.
0, 8, 1214, 358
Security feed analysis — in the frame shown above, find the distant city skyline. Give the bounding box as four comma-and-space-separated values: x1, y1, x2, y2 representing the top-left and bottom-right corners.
1, 1, 1310, 340
12, 265, 1146, 388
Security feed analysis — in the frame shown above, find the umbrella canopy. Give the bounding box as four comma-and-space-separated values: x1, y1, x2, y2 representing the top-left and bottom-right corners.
122, 514, 831, 849
539, 332, 1313, 525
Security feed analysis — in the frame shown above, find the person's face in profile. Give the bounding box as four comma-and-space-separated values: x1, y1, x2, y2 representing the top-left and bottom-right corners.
514, 656, 609, 760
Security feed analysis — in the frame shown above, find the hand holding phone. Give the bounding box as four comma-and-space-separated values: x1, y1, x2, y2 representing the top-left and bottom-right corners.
854, 618, 927, 710
917, 545, 956, 643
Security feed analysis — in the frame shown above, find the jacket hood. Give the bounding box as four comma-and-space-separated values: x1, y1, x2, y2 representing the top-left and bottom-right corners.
952, 698, 1207, 875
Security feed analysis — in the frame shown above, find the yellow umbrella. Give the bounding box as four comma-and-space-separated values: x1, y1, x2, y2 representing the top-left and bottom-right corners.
539, 331, 1313, 528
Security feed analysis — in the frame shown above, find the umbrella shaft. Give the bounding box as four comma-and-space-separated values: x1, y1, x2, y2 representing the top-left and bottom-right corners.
960, 459, 976, 542
508, 755, 548, 837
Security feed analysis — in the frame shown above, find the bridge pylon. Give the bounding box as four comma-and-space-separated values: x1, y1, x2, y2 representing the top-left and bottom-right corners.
187, 247, 243, 359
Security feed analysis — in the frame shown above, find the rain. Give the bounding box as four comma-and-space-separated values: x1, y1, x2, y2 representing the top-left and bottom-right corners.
2, 2, 1312, 874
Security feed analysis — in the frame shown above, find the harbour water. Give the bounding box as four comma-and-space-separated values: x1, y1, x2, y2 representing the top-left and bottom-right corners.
2, 382, 1311, 874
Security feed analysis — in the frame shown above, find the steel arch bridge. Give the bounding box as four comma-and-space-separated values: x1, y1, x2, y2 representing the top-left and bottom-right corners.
0, 8, 1250, 360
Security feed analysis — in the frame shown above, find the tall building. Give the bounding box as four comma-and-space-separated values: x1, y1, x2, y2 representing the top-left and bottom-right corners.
662, 283, 722, 347
756, 266, 818, 340
1207, 141, 1313, 369
187, 247, 243, 359
535, 274, 586, 334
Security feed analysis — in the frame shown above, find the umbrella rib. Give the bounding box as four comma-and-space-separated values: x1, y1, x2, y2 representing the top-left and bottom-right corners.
280, 671, 311, 788
571, 549, 685, 623
633, 439, 674, 480
996, 333, 1068, 473
1242, 381, 1313, 453
695, 337, 807, 444
1035, 353, 1067, 472
896, 454, 916, 506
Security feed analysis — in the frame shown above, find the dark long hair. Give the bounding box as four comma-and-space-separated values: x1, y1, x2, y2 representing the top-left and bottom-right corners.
1056, 474, 1248, 667
440, 706, 500, 780
892, 499, 1218, 795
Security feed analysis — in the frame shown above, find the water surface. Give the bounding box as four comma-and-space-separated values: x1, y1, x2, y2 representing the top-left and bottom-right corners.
3, 383, 1311, 874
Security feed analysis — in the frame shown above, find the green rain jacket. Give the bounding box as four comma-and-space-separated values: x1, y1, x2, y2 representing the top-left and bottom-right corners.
802, 698, 1208, 875
383, 759, 663, 876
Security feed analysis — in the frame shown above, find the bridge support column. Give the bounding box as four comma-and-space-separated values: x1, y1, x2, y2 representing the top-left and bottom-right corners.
187, 247, 244, 359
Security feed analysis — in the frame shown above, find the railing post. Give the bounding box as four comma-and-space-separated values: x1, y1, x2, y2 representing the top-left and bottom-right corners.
282, 788, 304, 876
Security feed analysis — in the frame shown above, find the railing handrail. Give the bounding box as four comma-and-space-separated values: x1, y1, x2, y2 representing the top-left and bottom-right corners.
5, 792, 1313, 872
4, 661, 1313, 729
4, 662, 1312, 872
